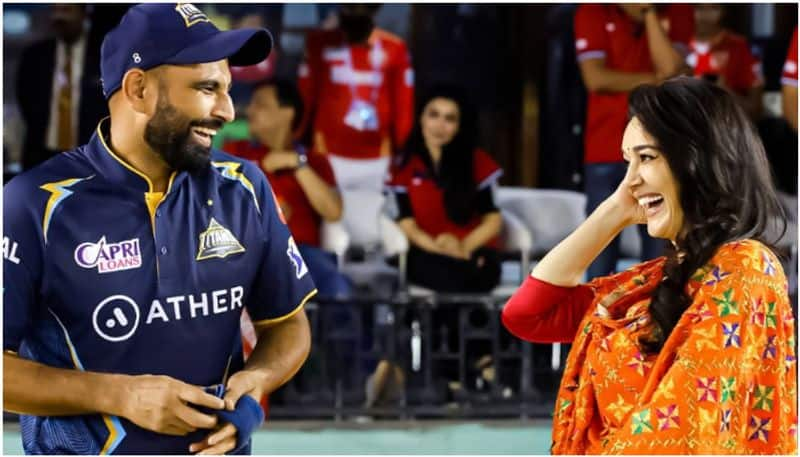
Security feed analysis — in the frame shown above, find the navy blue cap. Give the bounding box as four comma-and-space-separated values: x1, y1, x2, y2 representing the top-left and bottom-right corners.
100, 3, 272, 99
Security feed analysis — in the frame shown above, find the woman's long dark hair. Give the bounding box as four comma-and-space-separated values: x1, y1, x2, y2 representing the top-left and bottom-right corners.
399, 84, 479, 225
628, 77, 786, 351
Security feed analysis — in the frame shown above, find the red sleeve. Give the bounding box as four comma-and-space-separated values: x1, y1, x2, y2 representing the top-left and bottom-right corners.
501, 276, 595, 344
222, 140, 259, 162
297, 31, 323, 141
574, 4, 608, 62
782, 27, 798, 86
390, 40, 415, 152
472, 149, 503, 190
665, 4, 694, 49
308, 154, 337, 187
385, 157, 411, 190
730, 37, 763, 91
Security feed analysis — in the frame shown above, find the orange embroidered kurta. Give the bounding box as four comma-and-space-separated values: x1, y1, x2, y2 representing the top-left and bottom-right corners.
507, 239, 798, 454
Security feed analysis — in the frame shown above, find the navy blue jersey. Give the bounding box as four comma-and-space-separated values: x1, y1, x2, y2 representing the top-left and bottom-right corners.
3, 120, 317, 454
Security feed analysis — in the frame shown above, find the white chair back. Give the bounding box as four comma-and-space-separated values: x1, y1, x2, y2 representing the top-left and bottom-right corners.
495, 187, 586, 257
340, 189, 386, 252
328, 156, 390, 192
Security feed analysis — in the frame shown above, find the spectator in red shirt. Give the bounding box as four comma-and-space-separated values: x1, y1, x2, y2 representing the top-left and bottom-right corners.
782, 27, 798, 132
386, 84, 502, 293
298, 4, 414, 190
688, 4, 763, 118
224, 79, 352, 299
575, 4, 692, 280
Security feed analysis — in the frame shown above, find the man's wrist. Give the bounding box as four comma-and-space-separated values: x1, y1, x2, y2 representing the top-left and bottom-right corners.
94, 373, 129, 417
293, 152, 308, 171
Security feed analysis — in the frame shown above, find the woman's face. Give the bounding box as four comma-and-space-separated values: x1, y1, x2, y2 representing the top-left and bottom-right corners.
622, 117, 685, 241
420, 97, 460, 150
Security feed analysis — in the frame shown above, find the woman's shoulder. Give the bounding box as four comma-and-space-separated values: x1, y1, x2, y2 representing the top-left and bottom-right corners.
708, 239, 782, 274
472, 148, 503, 188
689, 239, 787, 295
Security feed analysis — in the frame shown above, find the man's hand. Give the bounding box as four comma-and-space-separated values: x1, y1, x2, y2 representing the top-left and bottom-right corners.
189, 423, 237, 455
189, 370, 266, 454
261, 151, 300, 173
119, 375, 224, 436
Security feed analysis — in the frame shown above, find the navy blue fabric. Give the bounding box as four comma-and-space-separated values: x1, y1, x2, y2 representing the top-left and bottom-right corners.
100, 3, 272, 98
200, 385, 264, 454
3, 120, 316, 454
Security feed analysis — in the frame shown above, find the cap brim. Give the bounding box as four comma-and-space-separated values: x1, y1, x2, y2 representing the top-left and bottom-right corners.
166, 28, 272, 67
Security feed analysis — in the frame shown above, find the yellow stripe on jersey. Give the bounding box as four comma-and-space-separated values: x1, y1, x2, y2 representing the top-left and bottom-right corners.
40, 177, 93, 244
251, 289, 317, 328
96, 120, 156, 191
211, 161, 260, 214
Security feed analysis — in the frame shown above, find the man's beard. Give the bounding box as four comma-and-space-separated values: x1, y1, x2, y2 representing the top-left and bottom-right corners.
144, 95, 223, 174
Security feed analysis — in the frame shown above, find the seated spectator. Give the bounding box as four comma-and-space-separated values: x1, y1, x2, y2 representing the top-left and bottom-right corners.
386, 84, 502, 293
688, 4, 763, 118
224, 79, 352, 299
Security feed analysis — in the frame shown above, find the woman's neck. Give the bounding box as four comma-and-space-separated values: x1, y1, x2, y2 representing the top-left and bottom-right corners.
426, 142, 442, 166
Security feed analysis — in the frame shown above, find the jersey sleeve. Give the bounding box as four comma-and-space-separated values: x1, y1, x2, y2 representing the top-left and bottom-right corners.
385, 157, 410, 194
473, 149, 503, 191
308, 153, 337, 187
735, 39, 764, 91
574, 4, 609, 62
390, 42, 415, 151
782, 27, 798, 87
3, 177, 45, 352
246, 164, 317, 326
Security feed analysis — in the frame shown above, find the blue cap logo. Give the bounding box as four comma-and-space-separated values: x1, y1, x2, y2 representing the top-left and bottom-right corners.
175, 3, 209, 28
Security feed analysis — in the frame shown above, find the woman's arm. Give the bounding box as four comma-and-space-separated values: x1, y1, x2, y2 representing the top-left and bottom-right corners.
397, 217, 443, 254
460, 211, 502, 257
502, 277, 594, 343
533, 153, 646, 286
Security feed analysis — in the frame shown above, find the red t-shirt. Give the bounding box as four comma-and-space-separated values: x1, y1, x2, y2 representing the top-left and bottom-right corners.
782, 27, 798, 87
297, 28, 414, 160
386, 149, 503, 248
688, 30, 763, 96
574, 4, 694, 164
223, 140, 337, 247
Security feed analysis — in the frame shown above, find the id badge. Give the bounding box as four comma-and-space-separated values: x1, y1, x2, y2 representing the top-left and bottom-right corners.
343, 99, 379, 132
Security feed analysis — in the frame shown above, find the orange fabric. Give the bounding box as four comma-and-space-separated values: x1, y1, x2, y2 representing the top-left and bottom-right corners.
552, 239, 797, 454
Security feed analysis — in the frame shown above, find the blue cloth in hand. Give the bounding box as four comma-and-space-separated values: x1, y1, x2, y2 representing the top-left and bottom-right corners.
200, 384, 265, 454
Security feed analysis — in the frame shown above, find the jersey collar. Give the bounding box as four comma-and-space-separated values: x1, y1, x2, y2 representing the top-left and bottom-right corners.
88, 118, 187, 193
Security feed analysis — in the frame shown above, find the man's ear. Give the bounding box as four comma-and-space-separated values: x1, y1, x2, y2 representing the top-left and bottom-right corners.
120, 68, 150, 114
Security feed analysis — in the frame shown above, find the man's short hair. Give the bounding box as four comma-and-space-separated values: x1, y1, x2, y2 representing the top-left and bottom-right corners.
253, 78, 304, 130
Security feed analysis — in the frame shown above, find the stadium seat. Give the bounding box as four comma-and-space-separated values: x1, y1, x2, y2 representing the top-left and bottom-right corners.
494, 187, 588, 371
338, 189, 407, 294
320, 221, 350, 268
328, 156, 391, 192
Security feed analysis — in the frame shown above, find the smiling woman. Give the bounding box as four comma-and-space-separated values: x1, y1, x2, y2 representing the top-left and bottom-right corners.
502, 77, 796, 454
